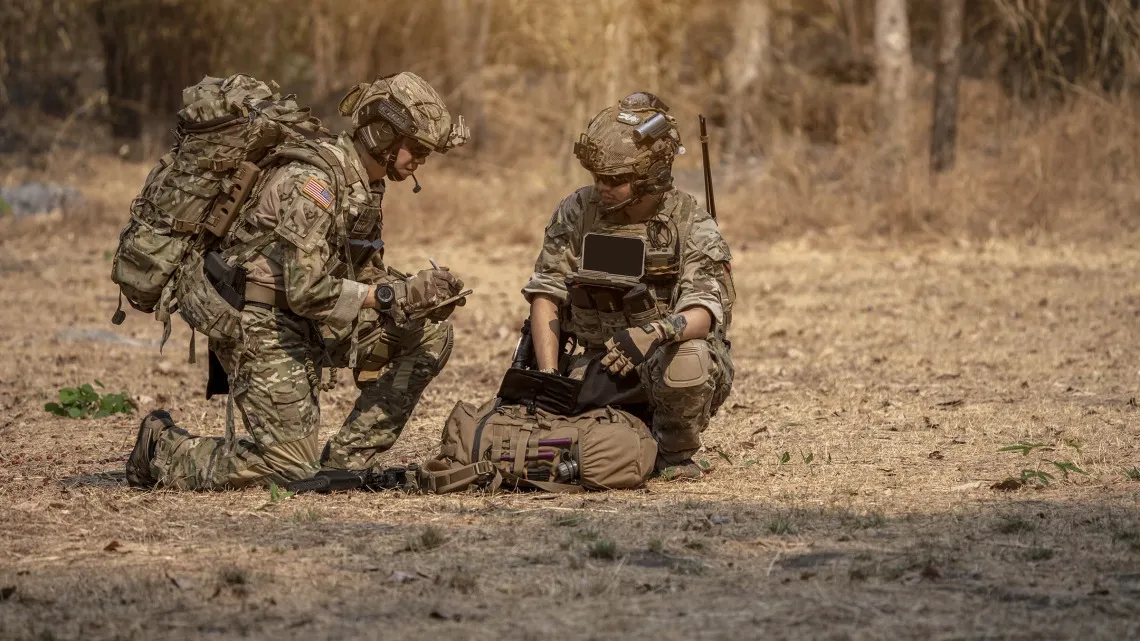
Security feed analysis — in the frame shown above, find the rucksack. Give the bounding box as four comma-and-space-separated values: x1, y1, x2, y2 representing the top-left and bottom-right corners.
419, 399, 658, 493
110, 74, 328, 325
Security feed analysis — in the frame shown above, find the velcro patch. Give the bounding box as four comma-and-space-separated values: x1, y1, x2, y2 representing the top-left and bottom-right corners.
302, 178, 334, 210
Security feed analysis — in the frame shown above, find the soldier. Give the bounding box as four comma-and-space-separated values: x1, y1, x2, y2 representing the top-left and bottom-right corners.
523, 92, 735, 481
126, 72, 470, 490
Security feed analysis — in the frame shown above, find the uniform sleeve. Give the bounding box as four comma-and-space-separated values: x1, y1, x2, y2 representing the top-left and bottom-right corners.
271, 166, 370, 328
673, 217, 731, 328
521, 187, 590, 304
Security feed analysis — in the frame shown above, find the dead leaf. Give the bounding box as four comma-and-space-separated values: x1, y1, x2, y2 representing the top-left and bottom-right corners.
103, 540, 121, 552
936, 399, 964, 408
991, 479, 1023, 492
739, 441, 756, 450
928, 451, 944, 460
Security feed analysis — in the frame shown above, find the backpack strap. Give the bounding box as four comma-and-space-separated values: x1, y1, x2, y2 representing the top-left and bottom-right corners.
418, 460, 498, 494
519, 479, 584, 494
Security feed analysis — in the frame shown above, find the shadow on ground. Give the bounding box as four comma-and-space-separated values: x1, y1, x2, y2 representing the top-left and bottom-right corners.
2, 490, 1138, 641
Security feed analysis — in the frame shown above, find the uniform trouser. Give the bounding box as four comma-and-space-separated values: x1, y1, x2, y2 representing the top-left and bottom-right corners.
568, 336, 734, 464
149, 306, 452, 490
319, 312, 454, 471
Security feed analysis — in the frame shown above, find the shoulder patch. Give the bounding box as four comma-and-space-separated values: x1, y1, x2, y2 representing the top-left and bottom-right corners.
301, 177, 334, 210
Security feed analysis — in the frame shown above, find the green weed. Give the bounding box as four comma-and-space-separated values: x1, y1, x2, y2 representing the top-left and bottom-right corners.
44, 381, 136, 419
267, 482, 295, 503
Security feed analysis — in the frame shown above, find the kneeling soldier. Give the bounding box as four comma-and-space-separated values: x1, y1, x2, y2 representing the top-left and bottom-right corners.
127, 72, 469, 490
522, 93, 736, 481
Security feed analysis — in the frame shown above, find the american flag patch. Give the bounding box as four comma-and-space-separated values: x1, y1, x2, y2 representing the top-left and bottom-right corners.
301, 178, 334, 210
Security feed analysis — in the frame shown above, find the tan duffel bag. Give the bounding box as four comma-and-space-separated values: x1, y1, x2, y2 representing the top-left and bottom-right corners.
420, 399, 657, 494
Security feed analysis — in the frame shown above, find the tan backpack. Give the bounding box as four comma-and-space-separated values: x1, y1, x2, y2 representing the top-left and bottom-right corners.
110, 74, 327, 327
420, 400, 657, 494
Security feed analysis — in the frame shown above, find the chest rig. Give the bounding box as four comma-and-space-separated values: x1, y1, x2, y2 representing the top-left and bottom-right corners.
564, 191, 690, 348
227, 139, 385, 281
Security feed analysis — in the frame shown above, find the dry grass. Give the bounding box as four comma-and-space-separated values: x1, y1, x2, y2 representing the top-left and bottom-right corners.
1, 152, 1140, 639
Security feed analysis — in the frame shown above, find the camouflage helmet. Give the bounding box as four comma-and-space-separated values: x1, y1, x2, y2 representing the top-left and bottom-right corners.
339, 72, 470, 155
574, 92, 682, 190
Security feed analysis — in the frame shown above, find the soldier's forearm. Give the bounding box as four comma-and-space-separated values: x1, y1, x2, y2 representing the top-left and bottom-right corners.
530, 295, 562, 371
673, 306, 713, 341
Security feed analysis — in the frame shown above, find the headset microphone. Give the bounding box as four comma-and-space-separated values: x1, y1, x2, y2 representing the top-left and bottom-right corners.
411, 173, 422, 194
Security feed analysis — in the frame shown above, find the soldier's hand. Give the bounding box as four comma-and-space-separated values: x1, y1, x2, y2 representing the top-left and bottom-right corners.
425, 294, 467, 322
602, 323, 666, 377
405, 267, 463, 313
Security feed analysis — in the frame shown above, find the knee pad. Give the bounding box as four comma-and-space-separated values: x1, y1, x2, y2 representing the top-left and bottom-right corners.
662, 340, 712, 389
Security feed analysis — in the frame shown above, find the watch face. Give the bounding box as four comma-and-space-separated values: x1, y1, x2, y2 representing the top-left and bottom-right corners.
377, 285, 395, 304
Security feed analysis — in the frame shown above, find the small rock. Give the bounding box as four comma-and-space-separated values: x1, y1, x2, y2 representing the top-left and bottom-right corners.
0, 183, 84, 218
57, 328, 158, 348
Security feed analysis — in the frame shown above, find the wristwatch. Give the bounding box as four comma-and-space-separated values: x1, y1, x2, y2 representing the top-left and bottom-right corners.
374, 284, 396, 311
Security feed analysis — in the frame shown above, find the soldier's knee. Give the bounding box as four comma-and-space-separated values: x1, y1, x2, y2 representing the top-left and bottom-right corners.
263, 433, 321, 481
660, 339, 715, 390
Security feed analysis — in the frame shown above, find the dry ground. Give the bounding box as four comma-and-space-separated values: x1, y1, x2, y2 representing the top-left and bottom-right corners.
2, 158, 1139, 641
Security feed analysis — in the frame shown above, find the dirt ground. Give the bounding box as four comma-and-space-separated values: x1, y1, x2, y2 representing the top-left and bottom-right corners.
2, 160, 1140, 641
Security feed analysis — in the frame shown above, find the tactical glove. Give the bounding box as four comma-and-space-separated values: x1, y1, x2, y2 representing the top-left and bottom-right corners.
601, 315, 686, 377
404, 267, 463, 313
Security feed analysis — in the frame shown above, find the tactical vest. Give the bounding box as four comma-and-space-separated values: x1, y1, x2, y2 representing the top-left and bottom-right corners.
175, 138, 382, 347
226, 139, 384, 281
564, 188, 735, 348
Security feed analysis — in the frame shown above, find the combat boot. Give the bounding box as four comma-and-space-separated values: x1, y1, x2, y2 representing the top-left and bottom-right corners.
126, 410, 175, 488
653, 456, 706, 482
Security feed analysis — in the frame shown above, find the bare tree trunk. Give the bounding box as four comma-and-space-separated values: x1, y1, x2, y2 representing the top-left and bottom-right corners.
310, 0, 334, 100
93, 0, 142, 140
873, 0, 912, 156
724, 0, 771, 180
930, 0, 964, 173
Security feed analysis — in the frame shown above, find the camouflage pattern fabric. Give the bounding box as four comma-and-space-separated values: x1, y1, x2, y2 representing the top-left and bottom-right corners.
226, 133, 378, 330
523, 184, 736, 463
320, 318, 454, 470
149, 307, 322, 489
148, 125, 452, 489
574, 100, 681, 177
338, 72, 469, 153
522, 185, 734, 346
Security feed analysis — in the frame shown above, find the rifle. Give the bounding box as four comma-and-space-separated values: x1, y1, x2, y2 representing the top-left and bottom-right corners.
699, 114, 717, 220
285, 464, 421, 494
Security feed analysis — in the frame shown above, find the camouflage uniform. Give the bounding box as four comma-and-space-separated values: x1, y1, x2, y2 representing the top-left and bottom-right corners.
141, 73, 467, 490
522, 185, 736, 464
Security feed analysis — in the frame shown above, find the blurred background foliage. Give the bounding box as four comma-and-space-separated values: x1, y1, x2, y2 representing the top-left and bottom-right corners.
2, 0, 1139, 240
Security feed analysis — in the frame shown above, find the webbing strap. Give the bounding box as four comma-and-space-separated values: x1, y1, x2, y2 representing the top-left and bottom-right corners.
418, 460, 495, 494
523, 479, 584, 494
